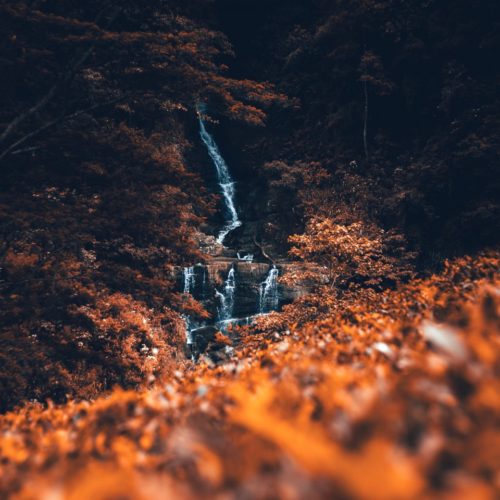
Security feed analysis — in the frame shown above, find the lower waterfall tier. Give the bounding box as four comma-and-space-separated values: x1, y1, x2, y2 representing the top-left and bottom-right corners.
178, 258, 328, 358
177, 260, 324, 322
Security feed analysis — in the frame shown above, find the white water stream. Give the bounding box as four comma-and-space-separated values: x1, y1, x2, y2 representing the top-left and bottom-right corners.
216, 266, 236, 322
183, 266, 195, 294
259, 265, 280, 313
182, 107, 281, 352
198, 108, 242, 244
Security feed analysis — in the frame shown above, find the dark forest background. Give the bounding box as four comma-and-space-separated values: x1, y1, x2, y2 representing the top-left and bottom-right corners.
0, 0, 499, 411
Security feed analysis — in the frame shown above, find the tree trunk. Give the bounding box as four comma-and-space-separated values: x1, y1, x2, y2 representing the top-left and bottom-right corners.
253, 235, 274, 264
363, 80, 369, 160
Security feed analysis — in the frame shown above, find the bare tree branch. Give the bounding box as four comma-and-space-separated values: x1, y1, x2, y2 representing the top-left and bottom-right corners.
0, 96, 126, 163
0, 5, 120, 146
0, 86, 59, 145
11, 146, 41, 156
253, 234, 274, 264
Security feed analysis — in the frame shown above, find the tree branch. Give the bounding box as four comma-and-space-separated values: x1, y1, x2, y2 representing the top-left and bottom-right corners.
253, 234, 274, 264
11, 146, 41, 156
0, 96, 126, 163
0, 5, 120, 146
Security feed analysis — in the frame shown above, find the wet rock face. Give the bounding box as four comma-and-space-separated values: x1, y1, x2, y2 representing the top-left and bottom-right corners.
189, 325, 218, 354
177, 259, 325, 321
278, 262, 329, 302
179, 260, 273, 319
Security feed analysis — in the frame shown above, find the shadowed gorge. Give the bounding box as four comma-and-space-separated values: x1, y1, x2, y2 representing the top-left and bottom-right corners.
0, 1, 499, 498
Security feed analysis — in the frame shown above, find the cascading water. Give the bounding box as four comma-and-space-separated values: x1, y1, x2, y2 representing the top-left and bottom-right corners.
216, 266, 236, 321
237, 252, 254, 262
183, 315, 193, 345
259, 265, 280, 313
182, 268, 196, 349
181, 262, 283, 353
181, 108, 284, 355
198, 107, 242, 244
216, 314, 256, 331
183, 266, 195, 294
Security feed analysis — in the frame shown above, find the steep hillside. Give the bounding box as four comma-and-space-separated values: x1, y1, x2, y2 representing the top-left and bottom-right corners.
0, 0, 285, 411
0, 1, 499, 498
214, 0, 500, 261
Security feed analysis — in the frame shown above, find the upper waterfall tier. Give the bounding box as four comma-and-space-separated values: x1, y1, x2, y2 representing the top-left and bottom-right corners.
198, 111, 242, 244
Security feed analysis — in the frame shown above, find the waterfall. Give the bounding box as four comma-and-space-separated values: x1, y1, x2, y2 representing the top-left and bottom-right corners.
183, 266, 195, 294
182, 269, 196, 351
198, 109, 242, 244
183, 315, 193, 345
216, 314, 255, 331
259, 265, 279, 313
180, 262, 283, 353
216, 266, 236, 321
237, 252, 254, 262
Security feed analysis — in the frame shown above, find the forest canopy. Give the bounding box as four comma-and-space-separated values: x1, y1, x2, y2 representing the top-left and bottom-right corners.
0, 1, 499, 498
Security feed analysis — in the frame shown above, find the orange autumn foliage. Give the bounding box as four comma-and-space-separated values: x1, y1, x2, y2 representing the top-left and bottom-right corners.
0, 251, 498, 499
0, 1, 498, 498
289, 217, 415, 288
